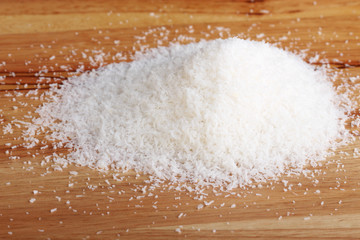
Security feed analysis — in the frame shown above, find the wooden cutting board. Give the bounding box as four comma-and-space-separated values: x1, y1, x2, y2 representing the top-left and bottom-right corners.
1, 0, 360, 239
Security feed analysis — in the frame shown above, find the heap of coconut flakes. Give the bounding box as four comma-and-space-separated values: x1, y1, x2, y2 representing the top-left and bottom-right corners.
23, 38, 354, 190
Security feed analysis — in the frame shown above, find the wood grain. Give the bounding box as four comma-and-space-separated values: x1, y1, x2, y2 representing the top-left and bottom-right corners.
1, 0, 360, 239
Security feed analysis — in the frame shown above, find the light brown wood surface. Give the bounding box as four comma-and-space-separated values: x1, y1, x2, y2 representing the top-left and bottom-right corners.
1, 0, 360, 239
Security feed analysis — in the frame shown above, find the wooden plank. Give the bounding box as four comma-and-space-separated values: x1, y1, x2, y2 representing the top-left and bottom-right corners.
1, 0, 360, 239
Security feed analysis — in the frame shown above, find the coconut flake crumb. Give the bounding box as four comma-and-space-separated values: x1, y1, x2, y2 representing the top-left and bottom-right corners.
69, 171, 78, 176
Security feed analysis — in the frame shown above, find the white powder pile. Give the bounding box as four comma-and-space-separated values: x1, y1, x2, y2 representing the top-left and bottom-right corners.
30, 38, 350, 189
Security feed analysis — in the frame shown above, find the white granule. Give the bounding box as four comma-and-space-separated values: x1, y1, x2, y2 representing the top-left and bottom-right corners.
69, 171, 78, 176
29, 38, 351, 190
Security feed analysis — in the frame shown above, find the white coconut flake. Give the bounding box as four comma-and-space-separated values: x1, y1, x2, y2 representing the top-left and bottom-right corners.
69, 171, 78, 176
25, 38, 352, 190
